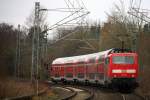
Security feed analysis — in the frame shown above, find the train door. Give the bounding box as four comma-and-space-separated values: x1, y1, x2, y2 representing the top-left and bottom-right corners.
65, 64, 74, 81
76, 61, 85, 82
52, 66, 61, 81
73, 60, 78, 81
85, 59, 88, 81
96, 56, 105, 84
87, 58, 96, 83
50, 65, 54, 77
104, 56, 110, 83
60, 66, 65, 79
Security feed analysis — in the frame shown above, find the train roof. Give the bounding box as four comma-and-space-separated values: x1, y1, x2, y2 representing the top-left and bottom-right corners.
52, 49, 113, 64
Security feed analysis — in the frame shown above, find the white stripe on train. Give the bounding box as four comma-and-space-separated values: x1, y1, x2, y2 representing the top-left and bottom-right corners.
112, 69, 136, 73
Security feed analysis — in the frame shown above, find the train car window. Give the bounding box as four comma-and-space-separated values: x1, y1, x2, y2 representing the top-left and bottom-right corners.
78, 73, 84, 78
50, 67, 52, 71
86, 58, 94, 66
78, 61, 85, 66
89, 73, 95, 79
105, 58, 110, 65
97, 73, 104, 79
55, 73, 60, 77
88, 58, 96, 66
113, 56, 134, 64
78, 61, 84, 64
98, 58, 103, 63
90, 59, 95, 63
66, 73, 73, 78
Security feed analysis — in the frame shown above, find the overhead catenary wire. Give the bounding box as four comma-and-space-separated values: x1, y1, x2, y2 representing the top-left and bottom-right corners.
39, 0, 89, 36
49, 11, 89, 30
40, 11, 89, 34
40, 8, 82, 12
31, 1, 89, 89
48, 8, 83, 29
65, 0, 88, 25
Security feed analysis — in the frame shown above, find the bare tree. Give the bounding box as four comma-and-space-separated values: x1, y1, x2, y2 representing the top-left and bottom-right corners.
101, 0, 136, 50
0, 23, 18, 78
49, 20, 101, 58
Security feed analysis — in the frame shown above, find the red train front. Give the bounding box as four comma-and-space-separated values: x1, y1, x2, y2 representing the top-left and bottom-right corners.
106, 52, 138, 88
50, 48, 139, 89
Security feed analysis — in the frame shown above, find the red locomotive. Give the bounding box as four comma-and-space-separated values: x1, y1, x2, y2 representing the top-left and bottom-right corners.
50, 48, 138, 88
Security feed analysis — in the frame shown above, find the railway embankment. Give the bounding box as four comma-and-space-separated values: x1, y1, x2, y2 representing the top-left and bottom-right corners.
0, 79, 48, 100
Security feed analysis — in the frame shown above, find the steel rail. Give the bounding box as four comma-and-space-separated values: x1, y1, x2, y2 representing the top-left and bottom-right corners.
51, 83, 94, 100
48, 81, 147, 100
122, 94, 126, 100
58, 86, 77, 100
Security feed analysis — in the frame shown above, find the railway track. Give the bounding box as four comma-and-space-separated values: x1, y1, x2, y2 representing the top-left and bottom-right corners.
51, 84, 94, 100
48, 81, 146, 100
122, 94, 126, 100
52, 86, 77, 100
120, 93, 145, 100
2, 80, 146, 100
66, 87, 93, 100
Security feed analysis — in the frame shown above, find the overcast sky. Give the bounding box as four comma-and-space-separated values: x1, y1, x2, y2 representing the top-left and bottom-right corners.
0, 0, 149, 28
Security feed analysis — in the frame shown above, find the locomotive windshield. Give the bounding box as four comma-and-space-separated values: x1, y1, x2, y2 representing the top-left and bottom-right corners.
112, 56, 134, 64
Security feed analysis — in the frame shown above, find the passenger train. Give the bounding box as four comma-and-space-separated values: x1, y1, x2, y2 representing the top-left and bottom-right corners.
50, 48, 139, 88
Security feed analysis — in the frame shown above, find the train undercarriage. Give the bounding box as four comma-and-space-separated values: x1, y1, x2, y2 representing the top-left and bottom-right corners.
51, 77, 138, 92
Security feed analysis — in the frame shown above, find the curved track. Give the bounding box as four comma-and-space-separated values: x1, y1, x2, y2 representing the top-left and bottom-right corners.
66, 87, 93, 100
48, 81, 145, 100
51, 84, 93, 100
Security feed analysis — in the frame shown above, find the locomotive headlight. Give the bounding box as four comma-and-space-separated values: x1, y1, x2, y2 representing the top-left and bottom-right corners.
114, 75, 117, 77
132, 75, 135, 77
112, 69, 122, 73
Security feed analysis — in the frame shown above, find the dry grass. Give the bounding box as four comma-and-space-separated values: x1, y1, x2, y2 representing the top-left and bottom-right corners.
32, 90, 58, 100
0, 79, 45, 99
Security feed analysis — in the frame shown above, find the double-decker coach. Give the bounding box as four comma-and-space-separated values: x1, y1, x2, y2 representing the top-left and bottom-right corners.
50, 48, 138, 87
